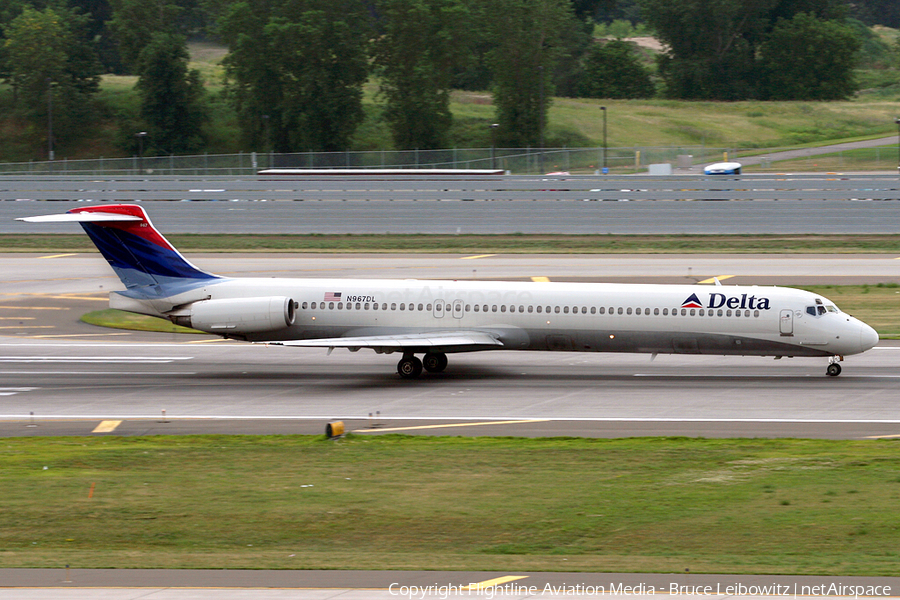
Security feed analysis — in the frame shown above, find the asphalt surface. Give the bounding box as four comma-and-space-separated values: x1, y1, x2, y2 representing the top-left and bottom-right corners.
2, 253, 898, 440
1, 569, 898, 596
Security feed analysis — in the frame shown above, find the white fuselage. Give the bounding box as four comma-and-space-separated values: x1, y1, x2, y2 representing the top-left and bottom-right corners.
121, 277, 878, 358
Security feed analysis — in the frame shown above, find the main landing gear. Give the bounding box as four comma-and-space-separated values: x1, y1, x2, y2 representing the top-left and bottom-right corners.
397, 352, 448, 379
826, 356, 843, 377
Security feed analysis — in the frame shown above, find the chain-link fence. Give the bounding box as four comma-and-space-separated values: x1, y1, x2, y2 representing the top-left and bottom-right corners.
0, 144, 896, 176
0, 147, 736, 176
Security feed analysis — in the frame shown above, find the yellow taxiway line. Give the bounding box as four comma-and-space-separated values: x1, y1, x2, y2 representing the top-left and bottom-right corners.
38, 253, 79, 259
531, 276, 551, 282
697, 275, 735, 284
460, 254, 497, 260
462, 576, 529, 590
92, 420, 122, 433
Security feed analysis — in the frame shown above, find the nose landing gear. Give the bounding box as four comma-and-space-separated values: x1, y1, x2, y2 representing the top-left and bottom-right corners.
826, 356, 843, 377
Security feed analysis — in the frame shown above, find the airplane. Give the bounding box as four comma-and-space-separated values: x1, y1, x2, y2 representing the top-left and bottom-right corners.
19, 204, 878, 378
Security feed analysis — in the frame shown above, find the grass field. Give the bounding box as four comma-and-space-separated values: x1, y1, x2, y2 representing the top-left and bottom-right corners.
2, 435, 899, 574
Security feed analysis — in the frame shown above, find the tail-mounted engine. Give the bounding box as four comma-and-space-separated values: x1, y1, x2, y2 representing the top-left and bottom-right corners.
172, 296, 296, 334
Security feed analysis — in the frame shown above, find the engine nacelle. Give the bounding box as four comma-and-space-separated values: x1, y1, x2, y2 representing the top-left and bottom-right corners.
175, 296, 296, 334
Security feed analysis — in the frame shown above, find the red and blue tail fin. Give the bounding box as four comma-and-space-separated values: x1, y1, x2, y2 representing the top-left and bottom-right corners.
19, 204, 219, 291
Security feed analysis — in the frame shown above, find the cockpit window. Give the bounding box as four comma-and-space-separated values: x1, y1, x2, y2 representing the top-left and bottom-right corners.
825, 304, 838, 313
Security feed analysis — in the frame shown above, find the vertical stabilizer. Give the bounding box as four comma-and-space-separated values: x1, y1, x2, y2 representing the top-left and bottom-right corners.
19, 204, 219, 291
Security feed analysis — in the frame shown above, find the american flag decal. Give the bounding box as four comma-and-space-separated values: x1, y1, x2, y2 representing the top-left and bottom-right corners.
324, 292, 342, 301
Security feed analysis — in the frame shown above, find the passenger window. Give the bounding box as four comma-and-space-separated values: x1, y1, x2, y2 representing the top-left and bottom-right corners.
654, 308, 659, 315
501, 305, 507, 313
356, 303, 361, 310
617, 307, 623, 315
626, 308, 632, 315
536, 306, 541, 313
563, 306, 569, 314
301, 302, 308, 309
681, 309, 686, 316
555, 306, 560, 314
492, 305, 498, 312
690, 309, 695, 316
528, 306, 534, 313
699, 309, 704, 316
391, 303, 396, 310
400, 303, 405, 311
662, 308, 668, 316
590, 307, 596, 314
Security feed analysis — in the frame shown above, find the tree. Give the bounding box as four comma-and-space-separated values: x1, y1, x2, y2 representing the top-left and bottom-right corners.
576, 40, 654, 99
639, 0, 858, 100
759, 13, 860, 100
135, 32, 207, 154
109, 0, 181, 72
372, 0, 468, 150
221, 0, 371, 153
482, 0, 574, 148
2, 6, 101, 147
640, 0, 776, 100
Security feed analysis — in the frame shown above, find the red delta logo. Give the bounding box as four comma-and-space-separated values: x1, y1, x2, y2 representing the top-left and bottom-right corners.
681, 293, 703, 308
681, 293, 772, 311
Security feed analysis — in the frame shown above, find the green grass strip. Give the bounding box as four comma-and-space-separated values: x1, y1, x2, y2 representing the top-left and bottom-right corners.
6, 233, 900, 254
2, 435, 900, 574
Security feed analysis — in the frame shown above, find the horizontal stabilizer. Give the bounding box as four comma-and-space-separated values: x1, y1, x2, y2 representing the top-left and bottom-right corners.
16, 212, 143, 223
264, 330, 503, 350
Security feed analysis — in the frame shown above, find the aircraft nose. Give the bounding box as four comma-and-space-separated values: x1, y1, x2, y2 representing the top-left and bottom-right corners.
859, 322, 879, 352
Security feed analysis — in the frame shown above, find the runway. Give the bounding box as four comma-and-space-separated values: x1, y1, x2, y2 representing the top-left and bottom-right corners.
6, 195, 900, 234
1, 253, 898, 440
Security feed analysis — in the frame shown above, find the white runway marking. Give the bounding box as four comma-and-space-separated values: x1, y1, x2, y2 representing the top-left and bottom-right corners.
0, 356, 193, 363
0, 371, 196, 375
0, 387, 37, 397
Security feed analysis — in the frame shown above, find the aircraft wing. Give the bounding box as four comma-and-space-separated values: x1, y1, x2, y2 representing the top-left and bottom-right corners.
264, 330, 504, 351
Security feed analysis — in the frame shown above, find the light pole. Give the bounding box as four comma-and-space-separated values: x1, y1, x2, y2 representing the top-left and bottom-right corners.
135, 131, 147, 175
600, 106, 607, 173
490, 123, 499, 170
47, 78, 54, 164
538, 65, 544, 174
895, 118, 900, 175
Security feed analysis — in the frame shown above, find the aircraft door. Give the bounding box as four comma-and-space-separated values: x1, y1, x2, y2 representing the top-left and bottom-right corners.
779, 309, 793, 336
452, 299, 464, 319
433, 300, 444, 318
